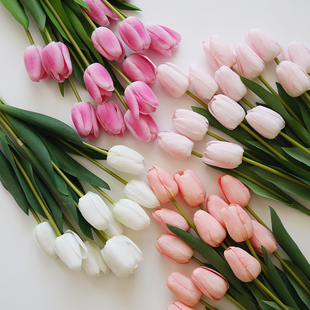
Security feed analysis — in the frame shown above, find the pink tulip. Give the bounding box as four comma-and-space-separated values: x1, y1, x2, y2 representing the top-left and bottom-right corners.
217, 174, 250, 207
146, 24, 181, 57
208, 94, 245, 130
157, 62, 191, 98
157, 131, 194, 161
285, 41, 310, 73
276, 61, 310, 97
245, 29, 282, 64
202, 35, 237, 70
71, 102, 100, 141
147, 166, 179, 204
124, 81, 158, 119
156, 234, 194, 264
96, 101, 126, 137
118, 16, 151, 52
221, 204, 254, 242
174, 169, 206, 207
167, 272, 203, 307
191, 267, 229, 300
245, 105, 285, 139
224, 246, 261, 282
235, 43, 265, 79
91, 27, 125, 62
167, 302, 196, 310
203, 141, 244, 169
121, 53, 157, 85
83, 0, 118, 26
172, 109, 209, 141
41, 41, 72, 83
24, 45, 49, 82
206, 194, 229, 227
249, 220, 277, 255
193, 210, 226, 247
214, 66, 248, 101
83, 63, 114, 104
124, 110, 158, 142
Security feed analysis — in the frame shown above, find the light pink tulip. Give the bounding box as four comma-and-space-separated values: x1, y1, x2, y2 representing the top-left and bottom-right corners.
83, 0, 118, 26
118, 16, 151, 52
245, 29, 282, 64
83, 63, 114, 103
206, 194, 229, 227
193, 210, 226, 247
41, 41, 72, 83
208, 94, 245, 130
174, 169, 206, 207
245, 105, 285, 139
167, 272, 203, 307
146, 24, 181, 57
249, 220, 277, 255
214, 66, 248, 101
285, 41, 310, 73
221, 204, 254, 242
147, 166, 179, 204
276, 61, 310, 97
203, 141, 244, 169
157, 131, 194, 161
121, 53, 157, 85
152, 207, 190, 234
71, 102, 100, 141
218, 174, 250, 207
96, 101, 126, 137
235, 43, 265, 80
224, 246, 261, 282
167, 302, 196, 310
188, 64, 218, 100
24, 45, 49, 82
124, 81, 158, 119
124, 110, 158, 142
172, 109, 209, 141
156, 234, 194, 264
91, 27, 125, 62
191, 267, 229, 301
157, 62, 191, 98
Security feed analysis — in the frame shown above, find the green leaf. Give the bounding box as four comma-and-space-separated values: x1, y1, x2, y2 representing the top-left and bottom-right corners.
261, 301, 296, 310
110, 0, 141, 11
19, 0, 46, 30
247, 282, 275, 310
73, 0, 89, 10
0, 0, 29, 28
282, 147, 310, 168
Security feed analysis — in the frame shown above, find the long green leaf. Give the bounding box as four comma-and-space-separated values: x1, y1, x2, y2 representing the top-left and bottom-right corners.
110, 0, 141, 11
261, 301, 295, 310
0, 0, 29, 28
282, 147, 310, 168
19, 0, 46, 30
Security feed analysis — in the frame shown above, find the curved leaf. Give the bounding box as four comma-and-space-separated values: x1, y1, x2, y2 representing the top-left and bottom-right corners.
19, 0, 46, 30
0, 0, 29, 28
110, 0, 141, 11
282, 147, 310, 168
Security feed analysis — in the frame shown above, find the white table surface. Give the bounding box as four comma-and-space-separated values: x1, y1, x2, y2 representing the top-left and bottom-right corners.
1, 1, 310, 309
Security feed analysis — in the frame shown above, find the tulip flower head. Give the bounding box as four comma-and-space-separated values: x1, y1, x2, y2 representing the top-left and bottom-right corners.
206, 194, 229, 227
103, 216, 124, 237
285, 40, 310, 73
167, 302, 196, 310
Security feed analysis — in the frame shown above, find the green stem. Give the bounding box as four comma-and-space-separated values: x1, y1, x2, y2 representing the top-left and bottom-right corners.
245, 205, 270, 230
199, 203, 207, 211
30, 208, 41, 224
191, 256, 205, 266
82, 141, 109, 156
114, 87, 129, 109
94, 228, 109, 244
279, 131, 310, 156
75, 2, 97, 31
68, 77, 82, 102
301, 92, 310, 110
186, 90, 209, 109
199, 299, 218, 310
24, 28, 34, 45
241, 97, 255, 108
92, 185, 115, 205
109, 61, 131, 85
191, 150, 203, 158
43, 27, 54, 43
224, 293, 248, 310
206, 130, 226, 141
274, 57, 280, 65
101, 0, 128, 19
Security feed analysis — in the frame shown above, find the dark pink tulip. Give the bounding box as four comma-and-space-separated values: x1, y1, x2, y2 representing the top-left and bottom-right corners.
118, 16, 151, 52
23, 45, 49, 82
206, 194, 229, 227
124, 110, 158, 142
83, 63, 114, 104
96, 101, 126, 137
71, 102, 100, 141
167, 302, 196, 310
121, 53, 157, 85
146, 24, 181, 57
42, 41, 72, 83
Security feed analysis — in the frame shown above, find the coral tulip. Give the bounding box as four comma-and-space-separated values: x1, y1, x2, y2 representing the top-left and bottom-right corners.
167, 302, 196, 310
206, 194, 229, 227
285, 41, 310, 73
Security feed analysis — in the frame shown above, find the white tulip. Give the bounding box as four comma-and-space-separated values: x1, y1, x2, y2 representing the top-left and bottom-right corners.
104, 216, 124, 237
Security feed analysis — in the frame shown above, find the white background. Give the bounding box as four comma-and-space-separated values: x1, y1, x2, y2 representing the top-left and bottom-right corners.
1, 1, 310, 309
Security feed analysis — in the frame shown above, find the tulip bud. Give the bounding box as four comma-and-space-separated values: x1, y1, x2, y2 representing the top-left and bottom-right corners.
107, 145, 146, 174
33, 221, 58, 258
208, 94, 245, 130
147, 166, 179, 204
214, 66, 248, 101
157, 62, 191, 98
191, 267, 229, 300
167, 302, 196, 310
174, 169, 206, 207
124, 179, 160, 209
193, 210, 226, 247
245, 105, 285, 139
203, 141, 244, 169
100, 235, 143, 278
78, 191, 111, 230
167, 272, 203, 307
156, 234, 194, 264
224, 246, 261, 282
172, 109, 209, 141
285, 41, 310, 73
157, 131, 194, 161
206, 194, 229, 227
112, 199, 150, 231
103, 216, 123, 237
218, 174, 251, 207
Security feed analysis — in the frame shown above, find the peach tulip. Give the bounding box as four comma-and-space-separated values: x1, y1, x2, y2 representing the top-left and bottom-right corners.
167, 302, 196, 310
206, 194, 229, 227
